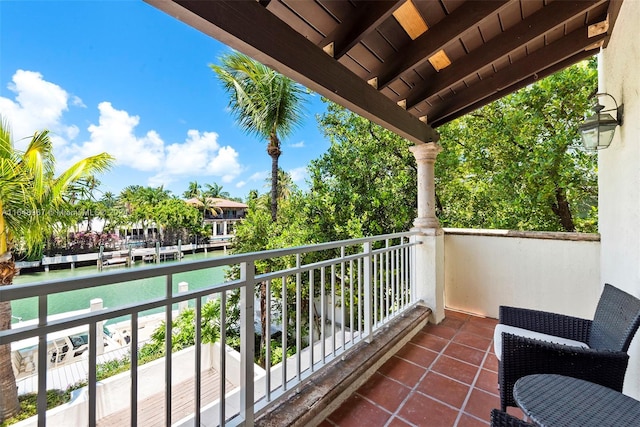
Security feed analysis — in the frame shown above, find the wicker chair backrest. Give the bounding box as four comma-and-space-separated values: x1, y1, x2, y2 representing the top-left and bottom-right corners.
589, 283, 640, 352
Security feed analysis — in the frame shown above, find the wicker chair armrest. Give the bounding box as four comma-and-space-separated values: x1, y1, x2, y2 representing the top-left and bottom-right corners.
499, 333, 629, 410
499, 305, 592, 342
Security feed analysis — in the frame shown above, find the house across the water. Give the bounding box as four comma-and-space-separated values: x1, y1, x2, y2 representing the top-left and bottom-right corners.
185, 197, 248, 236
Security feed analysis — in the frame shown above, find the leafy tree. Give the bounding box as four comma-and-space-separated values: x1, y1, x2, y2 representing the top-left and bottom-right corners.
311, 101, 418, 239
141, 299, 222, 356
436, 60, 598, 232
211, 52, 307, 222
118, 185, 172, 241
0, 119, 113, 422
96, 191, 125, 233
153, 198, 201, 243
228, 193, 314, 365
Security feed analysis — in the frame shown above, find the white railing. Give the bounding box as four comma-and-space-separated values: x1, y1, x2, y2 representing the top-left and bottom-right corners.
0, 232, 420, 426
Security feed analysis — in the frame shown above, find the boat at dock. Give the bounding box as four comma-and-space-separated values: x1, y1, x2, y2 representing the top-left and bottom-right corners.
10, 310, 130, 380
15, 240, 231, 272
11, 310, 167, 393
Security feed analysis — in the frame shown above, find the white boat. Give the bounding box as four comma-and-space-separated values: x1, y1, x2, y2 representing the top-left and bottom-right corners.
10, 311, 128, 379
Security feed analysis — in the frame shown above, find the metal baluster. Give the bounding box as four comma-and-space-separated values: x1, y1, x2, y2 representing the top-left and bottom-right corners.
265, 279, 271, 401
282, 274, 287, 391
195, 296, 202, 426
363, 242, 373, 343
321, 266, 326, 363
220, 291, 227, 426
296, 254, 302, 381
240, 261, 255, 426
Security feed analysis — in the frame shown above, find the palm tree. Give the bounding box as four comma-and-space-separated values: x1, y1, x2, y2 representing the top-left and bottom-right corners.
203, 182, 230, 199
183, 180, 201, 199
211, 52, 307, 222
0, 118, 113, 422
266, 168, 296, 202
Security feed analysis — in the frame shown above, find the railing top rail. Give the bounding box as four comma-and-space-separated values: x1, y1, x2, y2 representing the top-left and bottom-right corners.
0, 231, 419, 301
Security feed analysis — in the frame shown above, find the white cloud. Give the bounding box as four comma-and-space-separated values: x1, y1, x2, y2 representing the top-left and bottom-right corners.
0, 70, 245, 188
289, 140, 305, 148
288, 166, 308, 182
236, 180, 247, 188
150, 131, 242, 186
249, 171, 268, 182
70, 102, 165, 171
0, 69, 79, 149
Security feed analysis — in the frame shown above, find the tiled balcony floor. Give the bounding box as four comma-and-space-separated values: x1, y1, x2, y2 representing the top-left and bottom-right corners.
321, 310, 524, 427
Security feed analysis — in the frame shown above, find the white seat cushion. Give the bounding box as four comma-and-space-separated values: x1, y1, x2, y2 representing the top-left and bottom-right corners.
493, 324, 589, 361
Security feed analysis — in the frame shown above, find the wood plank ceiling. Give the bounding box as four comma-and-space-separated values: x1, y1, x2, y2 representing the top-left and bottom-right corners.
146, 0, 622, 145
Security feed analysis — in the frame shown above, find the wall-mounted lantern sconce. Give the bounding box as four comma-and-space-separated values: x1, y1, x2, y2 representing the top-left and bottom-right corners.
578, 92, 624, 151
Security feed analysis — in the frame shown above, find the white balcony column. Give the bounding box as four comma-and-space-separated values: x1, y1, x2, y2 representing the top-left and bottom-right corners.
223, 221, 228, 236
409, 142, 445, 324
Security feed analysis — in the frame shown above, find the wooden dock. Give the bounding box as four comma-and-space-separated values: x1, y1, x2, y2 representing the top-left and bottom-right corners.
21, 241, 232, 272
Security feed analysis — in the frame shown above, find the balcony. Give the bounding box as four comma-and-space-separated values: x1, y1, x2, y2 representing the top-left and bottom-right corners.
0, 228, 601, 426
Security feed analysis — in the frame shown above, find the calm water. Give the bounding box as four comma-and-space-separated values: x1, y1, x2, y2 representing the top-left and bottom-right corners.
11, 251, 228, 324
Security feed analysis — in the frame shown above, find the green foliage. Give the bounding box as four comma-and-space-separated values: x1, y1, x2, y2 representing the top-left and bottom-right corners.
211, 51, 308, 220
311, 102, 418, 239
436, 60, 598, 232
0, 390, 70, 426
142, 299, 221, 354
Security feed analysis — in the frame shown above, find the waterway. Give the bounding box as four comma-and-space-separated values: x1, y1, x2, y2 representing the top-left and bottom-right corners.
11, 250, 228, 324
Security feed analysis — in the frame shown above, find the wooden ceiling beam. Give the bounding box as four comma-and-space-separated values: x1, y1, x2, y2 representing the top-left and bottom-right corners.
405, 0, 604, 110
427, 27, 606, 126
145, 0, 439, 144
322, 0, 404, 59
430, 49, 598, 127
375, 0, 510, 90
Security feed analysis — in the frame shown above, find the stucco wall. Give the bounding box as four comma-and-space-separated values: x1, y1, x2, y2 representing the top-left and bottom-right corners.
444, 229, 601, 320
600, 0, 640, 400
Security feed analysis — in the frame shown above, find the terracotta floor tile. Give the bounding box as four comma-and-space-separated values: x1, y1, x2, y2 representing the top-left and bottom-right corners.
457, 413, 489, 426
460, 322, 494, 339
482, 353, 499, 373
422, 323, 458, 340
452, 332, 492, 351
444, 309, 470, 321
416, 371, 470, 409
395, 342, 438, 368
387, 417, 412, 427
431, 355, 479, 385
321, 313, 502, 426
463, 388, 500, 420
506, 406, 526, 419
398, 393, 459, 427
468, 316, 498, 328
411, 331, 449, 353
378, 356, 427, 388
443, 342, 485, 366
440, 316, 466, 330
328, 394, 391, 427
474, 369, 499, 395
357, 372, 411, 412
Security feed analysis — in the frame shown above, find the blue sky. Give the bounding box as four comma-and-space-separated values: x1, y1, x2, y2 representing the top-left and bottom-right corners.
0, 0, 331, 200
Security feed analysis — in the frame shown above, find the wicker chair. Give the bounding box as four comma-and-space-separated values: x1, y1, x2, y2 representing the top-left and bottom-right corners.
490, 409, 533, 427
496, 283, 640, 410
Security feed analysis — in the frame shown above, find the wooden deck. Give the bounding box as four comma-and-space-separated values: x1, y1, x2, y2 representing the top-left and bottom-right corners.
97, 368, 234, 426
17, 346, 131, 394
